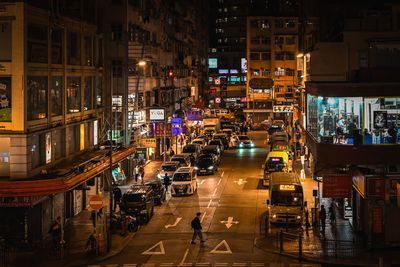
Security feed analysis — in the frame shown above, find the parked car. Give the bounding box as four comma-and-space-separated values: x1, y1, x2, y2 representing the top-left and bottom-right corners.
213, 133, 229, 149
171, 154, 191, 167
157, 161, 180, 181
145, 180, 166, 205
208, 139, 224, 154
237, 135, 255, 148
222, 128, 233, 138
195, 154, 218, 175
181, 144, 201, 162
120, 185, 154, 223
200, 145, 221, 163
191, 138, 207, 149
171, 167, 198, 196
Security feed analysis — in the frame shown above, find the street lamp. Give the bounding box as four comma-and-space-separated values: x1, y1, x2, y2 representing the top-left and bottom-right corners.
138, 60, 146, 66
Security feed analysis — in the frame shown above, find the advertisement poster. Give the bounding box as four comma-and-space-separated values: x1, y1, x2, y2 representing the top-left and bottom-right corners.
154, 123, 172, 137
0, 77, 11, 122
208, 58, 217, 69
322, 175, 352, 198
186, 110, 203, 121
149, 108, 165, 121
374, 111, 387, 128
45, 132, 51, 164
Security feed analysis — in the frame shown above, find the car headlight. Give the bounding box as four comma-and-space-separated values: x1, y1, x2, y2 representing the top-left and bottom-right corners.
250, 142, 254, 147
140, 209, 147, 214
297, 215, 301, 220
157, 174, 162, 179
208, 166, 214, 170
239, 143, 243, 147
272, 214, 276, 219
194, 167, 199, 170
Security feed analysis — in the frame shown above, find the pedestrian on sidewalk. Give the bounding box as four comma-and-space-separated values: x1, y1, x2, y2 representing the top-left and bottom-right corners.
319, 205, 326, 232
164, 173, 170, 194
48, 216, 62, 248
113, 186, 122, 212
139, 166, 145, 184
134, 165, 139, 183
329, 204, 336, 224
191, 212, 205, 244
170, 149, 175, 157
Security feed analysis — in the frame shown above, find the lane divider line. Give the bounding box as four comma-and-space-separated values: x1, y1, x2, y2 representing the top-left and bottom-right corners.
207, 199, 212, 208
217, 178, 222, 186
221, 171, 224, 177
200, 211, 207, 223
212, 188, 217, 196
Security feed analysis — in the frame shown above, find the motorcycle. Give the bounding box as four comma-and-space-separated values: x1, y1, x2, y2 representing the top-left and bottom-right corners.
111, 211, 138, 233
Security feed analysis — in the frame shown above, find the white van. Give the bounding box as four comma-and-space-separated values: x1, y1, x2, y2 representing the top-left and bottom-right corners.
171, 167, 197, 196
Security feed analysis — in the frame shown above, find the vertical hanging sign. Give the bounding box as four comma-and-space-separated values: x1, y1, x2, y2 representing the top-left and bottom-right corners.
45, 132, 51, 164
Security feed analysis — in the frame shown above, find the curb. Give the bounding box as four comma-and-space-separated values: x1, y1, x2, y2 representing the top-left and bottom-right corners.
95, 232, 136, 263
254, 237, 379, 267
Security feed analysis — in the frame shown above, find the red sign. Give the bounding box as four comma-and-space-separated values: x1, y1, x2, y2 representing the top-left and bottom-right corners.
368, 178, 385, 197
89, 195, 103, 210
154, 123, 172, 138
372, 207, 383, 233
215, 79, 220, 85
240, 97, 247, 102
322, 175, 352, 198
215, 97, 221, 103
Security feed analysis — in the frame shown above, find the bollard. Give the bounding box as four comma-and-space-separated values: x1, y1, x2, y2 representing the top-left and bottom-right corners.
97, 233, 103, 255
298, 233, 302, 258
280, 230, 283, 252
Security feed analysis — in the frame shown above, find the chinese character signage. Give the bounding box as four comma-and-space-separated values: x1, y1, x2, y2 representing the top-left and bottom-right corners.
322, 175, 352, 198
368, 178, 385, 197
149, 108, 165, 121
154, 123, 172, 137
273, 105, 293, 113
186, 110, 203, 121
208, 58, 217, 68
172, 127, 181, 136
140, 138, 156, 148
171, 118, 182, 125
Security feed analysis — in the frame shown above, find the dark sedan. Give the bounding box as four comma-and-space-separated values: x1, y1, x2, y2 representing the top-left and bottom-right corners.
194, 154, 218, 175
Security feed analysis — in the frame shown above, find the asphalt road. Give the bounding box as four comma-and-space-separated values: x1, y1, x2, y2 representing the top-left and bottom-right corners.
95, 131, 321, 267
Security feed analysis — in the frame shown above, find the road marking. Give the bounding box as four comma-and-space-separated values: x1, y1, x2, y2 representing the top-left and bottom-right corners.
220, 217, 239, 229
142, 264, 155, 267
159, 264, 173, 267
142, 241, 165, 255
105, 265, 118, 267
178, 249, 191, 266
123, 265, 137, 267
210, 240, 232, 254
207, 199, 212, 208
214, 263, 228, 266
217, 178, 222, 185
165, 217, 182, 229
232, 263, 246, 266
200, 180, 206, 185
233, 178, 247, 185
200, 212, 207, 223
250, 264, 264, 267
195, 263, 211, 266
212, 188, 217, 196
221, 171, 224, 177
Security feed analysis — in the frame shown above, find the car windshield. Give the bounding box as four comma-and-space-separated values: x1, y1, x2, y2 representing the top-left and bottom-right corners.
209, 141, 220, 146
202, 149, 216, 155
198, 158, 213, 165
238, 136, 250, 140
162, 165, 177, 171
172, 157, 185, 164
173, 173, 191, 181
193, 141, 202, 144
182, 146, 196, 153
123, 193, 145, 202
271, 191, 302, 206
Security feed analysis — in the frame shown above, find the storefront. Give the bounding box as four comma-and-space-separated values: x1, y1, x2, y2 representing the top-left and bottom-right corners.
307, 95, 400, 145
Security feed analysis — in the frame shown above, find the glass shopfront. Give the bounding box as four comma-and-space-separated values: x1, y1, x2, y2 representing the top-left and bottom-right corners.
307, 95, 400, 145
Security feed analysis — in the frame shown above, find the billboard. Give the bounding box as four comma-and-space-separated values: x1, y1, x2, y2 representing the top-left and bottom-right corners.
208, 58, 217, 68
186, 110, 203, 121
0, 77, 11, 122
241, 58, 247, 73
154, 123, 172, 137
322, 175, 352, 198
149, 108, 165, 121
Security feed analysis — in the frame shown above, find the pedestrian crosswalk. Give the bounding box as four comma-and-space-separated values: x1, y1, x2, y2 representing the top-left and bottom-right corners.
89, 263, 321, 267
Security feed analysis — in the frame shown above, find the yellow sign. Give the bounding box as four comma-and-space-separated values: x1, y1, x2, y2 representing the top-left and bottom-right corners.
273, 105, 293, 113
140, 138, 156, 148
279, 184, 295, 191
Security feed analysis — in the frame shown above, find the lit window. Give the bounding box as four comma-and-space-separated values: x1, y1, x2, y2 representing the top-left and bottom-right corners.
275, 68, 285, 76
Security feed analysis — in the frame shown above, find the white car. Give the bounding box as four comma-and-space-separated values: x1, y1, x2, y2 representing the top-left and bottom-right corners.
157, 161, 180, 181
191, 138, 207, 149
171, 167, 197, 196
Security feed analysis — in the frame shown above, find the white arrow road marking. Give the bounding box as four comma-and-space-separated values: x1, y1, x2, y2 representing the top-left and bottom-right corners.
164, 217, 182, 229
207, 199, 212, 208
210, 240, 232, 254
220, 217, 239, 229
200, 212, 207, 223
233, 178, 247, 185
217, 178, 222, 185
142, 241, 165, 255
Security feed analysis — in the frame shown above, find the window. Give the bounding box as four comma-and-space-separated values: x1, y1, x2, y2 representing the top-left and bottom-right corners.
67, 32, 81, 65
286, 68, 295, 76
250, 37, 260, 45
96, 76, 102, 107
286, 36, 296, 45
275, 52, 284, 60
275, 36, 284, 45
250, 20, 258, 28
111, 24, 122, 41
262, 52, 271, 60
96, 38, 103, 66
67, 77, 81, 113
112, 60, 123, 77
285, 20, 296, 28
261, 69, 271, 76
275, 20, 284, 28
262, 37, 270, 44
51, 28, 63, 64
51, 76, 63, 116
275, 85, 283, 92
84, 36, 93, 66
54, 129, 65, 160
252, 69, 260, 76
84, 77, 93, 110
0, 22, 12, 61
359, 52, 367, 68
250, 53, 260, 60
275, 68, 285, 76
28, 24, 48, 63
27, 76, 48, 120
260, 20, 270, 29
285, 52, 295, 60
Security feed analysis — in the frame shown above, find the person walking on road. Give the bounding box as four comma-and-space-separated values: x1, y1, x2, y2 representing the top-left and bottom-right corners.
164, 173, 170, 194
191, 212, 205, 244
319, 205, 326, 232
48, 216, 62, 248
138, 166, 145, 184
113, 186, 122, 212
329, 204, 336, 224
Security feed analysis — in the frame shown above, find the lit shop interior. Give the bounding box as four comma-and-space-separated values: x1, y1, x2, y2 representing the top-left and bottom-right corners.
307, 96, 400, 145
